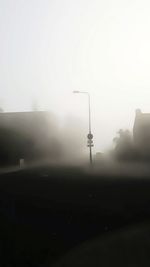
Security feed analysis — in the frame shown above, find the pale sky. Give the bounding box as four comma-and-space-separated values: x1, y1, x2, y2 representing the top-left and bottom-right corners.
1, 0, 150, 152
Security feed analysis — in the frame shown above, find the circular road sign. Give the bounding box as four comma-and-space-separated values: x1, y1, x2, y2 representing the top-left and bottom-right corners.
87, 133, 93, 140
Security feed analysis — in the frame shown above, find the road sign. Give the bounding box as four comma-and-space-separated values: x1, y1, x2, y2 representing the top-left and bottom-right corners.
87, 133, 93, 140
87, 139, 93, 144
87, 139, 94, 147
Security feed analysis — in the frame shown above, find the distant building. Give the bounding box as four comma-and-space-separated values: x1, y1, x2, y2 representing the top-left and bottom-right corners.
94, 152, 104, 162
0, 111, 61, 167
133, 109, 150, 158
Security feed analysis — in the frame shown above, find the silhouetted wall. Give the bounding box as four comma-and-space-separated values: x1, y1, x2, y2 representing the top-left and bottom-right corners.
133, 109, 150, 160
0, 111, 62, 167
0, 111, 87, 167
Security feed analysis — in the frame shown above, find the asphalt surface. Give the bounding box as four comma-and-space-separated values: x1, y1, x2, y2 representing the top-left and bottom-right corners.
1, 165, 150, 266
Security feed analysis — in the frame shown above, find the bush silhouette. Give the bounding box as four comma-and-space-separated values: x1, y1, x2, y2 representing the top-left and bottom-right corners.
112, 129, 139, 162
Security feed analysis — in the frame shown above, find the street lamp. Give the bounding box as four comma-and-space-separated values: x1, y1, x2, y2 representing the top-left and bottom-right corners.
73, 90, 94, 165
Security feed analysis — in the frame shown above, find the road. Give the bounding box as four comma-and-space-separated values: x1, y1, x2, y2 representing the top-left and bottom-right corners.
0, 164, 150, 266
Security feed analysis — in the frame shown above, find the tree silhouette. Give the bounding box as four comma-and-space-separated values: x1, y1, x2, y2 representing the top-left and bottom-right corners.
113, 129, 138, 161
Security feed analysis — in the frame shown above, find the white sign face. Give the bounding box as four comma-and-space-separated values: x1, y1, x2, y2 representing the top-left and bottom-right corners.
87, 139, 93, 144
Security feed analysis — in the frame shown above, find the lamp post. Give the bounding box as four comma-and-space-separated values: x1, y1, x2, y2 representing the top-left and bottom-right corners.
73, 90, 94, 165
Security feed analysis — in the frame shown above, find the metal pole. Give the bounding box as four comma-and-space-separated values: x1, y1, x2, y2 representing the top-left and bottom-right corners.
73, 90, 93, 166
88, 93, 93, 165
88, 93, 91, 133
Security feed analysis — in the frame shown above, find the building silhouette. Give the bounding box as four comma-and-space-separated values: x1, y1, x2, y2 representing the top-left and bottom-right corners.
133, 109, 150, 159
0, 111, 61, 167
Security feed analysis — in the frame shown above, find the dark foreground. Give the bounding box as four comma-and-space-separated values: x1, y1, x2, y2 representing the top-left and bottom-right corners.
1, 165, 150, 266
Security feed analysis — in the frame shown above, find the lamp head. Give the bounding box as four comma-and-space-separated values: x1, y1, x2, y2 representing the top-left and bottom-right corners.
73, 90, 80, 93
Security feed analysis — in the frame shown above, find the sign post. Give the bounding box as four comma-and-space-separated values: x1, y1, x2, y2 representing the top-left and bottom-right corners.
73, 91, 94, 165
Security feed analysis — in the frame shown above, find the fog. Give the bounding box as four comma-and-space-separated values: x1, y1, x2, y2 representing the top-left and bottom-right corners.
0, 111, 89, 169
1, 0, 150, 174
2, 2, 150, 266
1, 0, 150, 152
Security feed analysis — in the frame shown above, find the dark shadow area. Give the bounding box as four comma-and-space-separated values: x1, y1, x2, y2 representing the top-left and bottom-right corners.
1, 166, 150, 266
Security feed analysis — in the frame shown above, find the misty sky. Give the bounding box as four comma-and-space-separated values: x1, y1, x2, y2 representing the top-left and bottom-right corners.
1, 0, 150, 152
